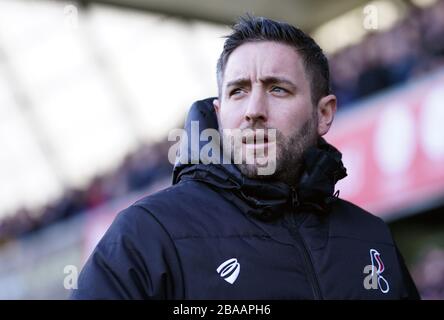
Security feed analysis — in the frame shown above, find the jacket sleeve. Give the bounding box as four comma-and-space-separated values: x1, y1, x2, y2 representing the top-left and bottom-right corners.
70, 205, 183, 300
395, 246, 421, 300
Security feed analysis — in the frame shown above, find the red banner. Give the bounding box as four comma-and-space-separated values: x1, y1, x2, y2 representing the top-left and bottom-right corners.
326, 69, 444, 218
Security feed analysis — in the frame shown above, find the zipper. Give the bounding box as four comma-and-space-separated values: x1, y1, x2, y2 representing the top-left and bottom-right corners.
287, 188, 323, 300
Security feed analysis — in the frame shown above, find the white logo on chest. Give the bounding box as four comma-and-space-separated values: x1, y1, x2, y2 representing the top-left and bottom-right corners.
217, 258, 240, 284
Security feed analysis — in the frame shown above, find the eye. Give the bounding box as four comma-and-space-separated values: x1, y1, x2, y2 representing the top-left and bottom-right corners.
229, 88, 244, 96
271, 86, 288, 94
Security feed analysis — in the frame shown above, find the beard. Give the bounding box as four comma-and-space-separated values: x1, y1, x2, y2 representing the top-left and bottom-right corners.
225, 114, 318, 186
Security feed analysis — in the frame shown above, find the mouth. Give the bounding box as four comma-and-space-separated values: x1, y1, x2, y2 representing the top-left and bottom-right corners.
242, 132, 269, 145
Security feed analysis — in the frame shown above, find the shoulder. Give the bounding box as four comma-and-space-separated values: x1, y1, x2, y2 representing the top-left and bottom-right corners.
329, 198, 394, 244
135, 178, 227, 209
95, 180, 216, 247
127, 180, 260, 239
96, 204, 173, 251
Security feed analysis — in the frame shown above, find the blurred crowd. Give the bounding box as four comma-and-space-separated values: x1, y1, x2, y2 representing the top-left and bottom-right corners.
0, 142, 172, 243
330, 0, 444, 107
411, 247, 444, 299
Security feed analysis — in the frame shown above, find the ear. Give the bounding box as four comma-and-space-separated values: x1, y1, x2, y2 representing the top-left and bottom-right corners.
316, 94, 337, 136
213, 98, 220, 114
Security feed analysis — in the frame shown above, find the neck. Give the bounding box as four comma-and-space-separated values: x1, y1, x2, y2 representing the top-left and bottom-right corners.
236, 161, 303, 189
274, 163, 303, 188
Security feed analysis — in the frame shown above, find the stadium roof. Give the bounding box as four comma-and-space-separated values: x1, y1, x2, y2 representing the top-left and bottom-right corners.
64, 0, 370, 32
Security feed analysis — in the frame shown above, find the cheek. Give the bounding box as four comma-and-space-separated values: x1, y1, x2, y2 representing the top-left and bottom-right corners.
219, 104, 244, 129
270, 103, 313, 137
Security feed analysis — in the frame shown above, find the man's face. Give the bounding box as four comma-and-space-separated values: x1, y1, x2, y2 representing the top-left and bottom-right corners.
214, 41, 319, 183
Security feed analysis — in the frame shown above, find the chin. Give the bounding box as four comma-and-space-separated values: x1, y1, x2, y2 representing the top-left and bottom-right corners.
236, 163, 276, 180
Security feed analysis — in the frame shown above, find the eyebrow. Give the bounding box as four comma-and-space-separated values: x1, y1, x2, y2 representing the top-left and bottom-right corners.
225, 76, 297, 90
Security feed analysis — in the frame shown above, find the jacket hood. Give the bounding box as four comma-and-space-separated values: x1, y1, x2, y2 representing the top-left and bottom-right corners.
172, 97, 347, 220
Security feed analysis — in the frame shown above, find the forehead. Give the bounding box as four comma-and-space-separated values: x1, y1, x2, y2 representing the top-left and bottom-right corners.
223, 41, 307, 84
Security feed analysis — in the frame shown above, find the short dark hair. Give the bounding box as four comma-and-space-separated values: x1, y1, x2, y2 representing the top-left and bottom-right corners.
217, 15, 330, 105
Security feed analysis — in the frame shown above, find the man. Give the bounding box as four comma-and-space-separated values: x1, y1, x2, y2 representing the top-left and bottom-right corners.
72, 16, 419, 299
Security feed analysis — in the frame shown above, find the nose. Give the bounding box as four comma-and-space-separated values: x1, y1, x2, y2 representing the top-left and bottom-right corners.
244, 89, 268, 125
